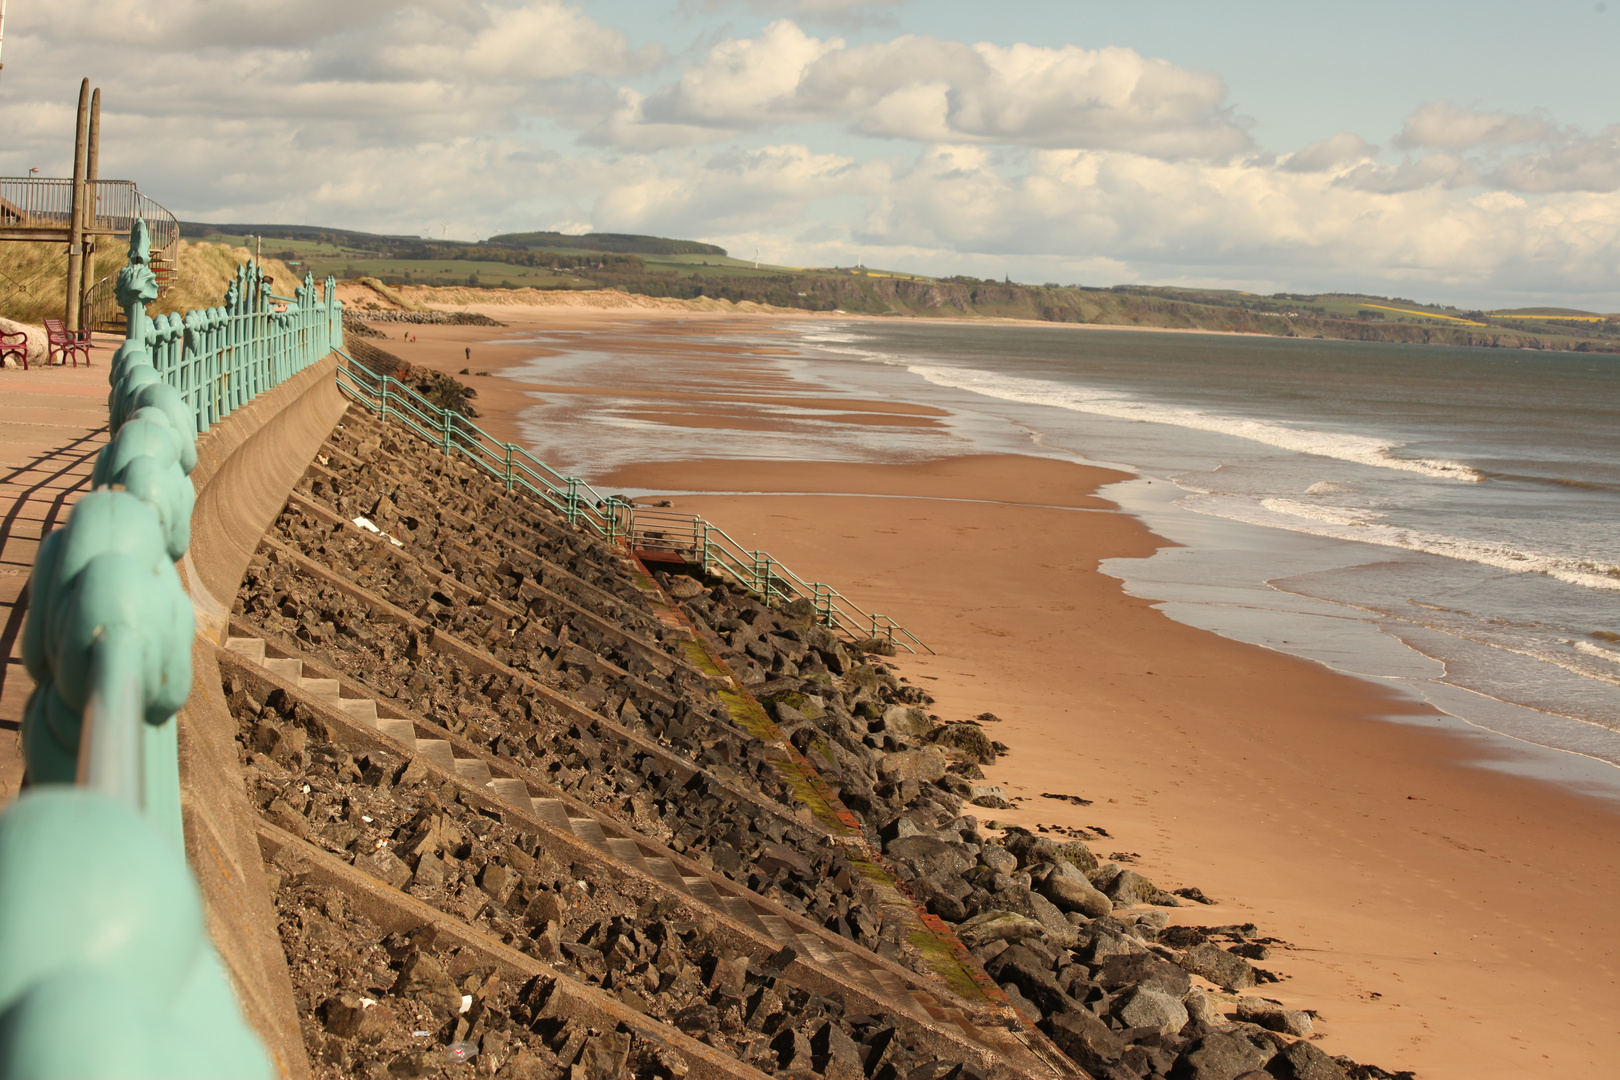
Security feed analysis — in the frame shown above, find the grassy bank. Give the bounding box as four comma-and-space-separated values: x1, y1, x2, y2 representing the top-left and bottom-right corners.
0, 239, 307, 327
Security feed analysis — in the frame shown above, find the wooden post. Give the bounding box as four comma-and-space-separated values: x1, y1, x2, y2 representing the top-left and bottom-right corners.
64, 79, 90, 333
78, 87, 101, 330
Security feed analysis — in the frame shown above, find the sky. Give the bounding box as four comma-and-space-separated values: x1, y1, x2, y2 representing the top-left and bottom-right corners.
4, 0, 1620, 306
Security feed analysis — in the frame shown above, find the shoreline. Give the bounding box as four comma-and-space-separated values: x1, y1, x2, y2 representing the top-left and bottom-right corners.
363, 306, 1620, 1078
375, 283, 1583, 349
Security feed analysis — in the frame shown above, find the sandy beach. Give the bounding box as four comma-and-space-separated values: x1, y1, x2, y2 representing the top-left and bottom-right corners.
362, 301, 1620, 1079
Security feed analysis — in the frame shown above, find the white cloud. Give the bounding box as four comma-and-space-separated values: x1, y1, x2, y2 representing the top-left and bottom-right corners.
604, 22, 1251, 158
3, 5, 1619, 304
594, 144, 867, 234
1396, 100, 1558, 151
1488, 127, 1620, 193
714, 0, 906, 15
835, 146, 1620, 299
1336, 153, 1480, 193
1282, 132, 1378, 173
1376, 101, 1620, 195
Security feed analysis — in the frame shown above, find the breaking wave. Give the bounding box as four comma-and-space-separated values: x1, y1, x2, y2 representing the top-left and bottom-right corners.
908, 364, 1484, 481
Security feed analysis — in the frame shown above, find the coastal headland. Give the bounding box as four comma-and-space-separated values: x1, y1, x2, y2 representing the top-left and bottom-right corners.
371, 298, 1620, 1079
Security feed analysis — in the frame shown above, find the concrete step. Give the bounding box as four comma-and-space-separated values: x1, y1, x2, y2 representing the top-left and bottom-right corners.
490, 778, 530, 806
566, 816, 612, 853
641, 856, 692, 896
719, 895, 770, 935
299, 677, 341, 702
338, 698, 378, 723
682, 877, 727, 907
415, 740, 455, 771
529, 798, 574, 831
225, 637, 266, 662
454, 757, 494, 787
604, 837, 654, 875
263, 657, 303, 681
376, 717, 416, 745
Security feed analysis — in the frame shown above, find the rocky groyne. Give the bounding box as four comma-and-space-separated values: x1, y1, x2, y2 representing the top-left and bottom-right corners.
221, 405, 1412, 1080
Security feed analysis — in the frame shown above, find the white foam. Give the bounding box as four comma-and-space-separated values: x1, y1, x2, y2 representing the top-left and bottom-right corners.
1194, 494, 1620, 592
794, 330, 876, 345
906, 364, 1484, 482
1262, 498, 1387, 527
1576, 641, 1620, 666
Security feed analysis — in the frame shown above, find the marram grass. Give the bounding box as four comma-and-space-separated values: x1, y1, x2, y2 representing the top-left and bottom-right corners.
0, 239, 305, 328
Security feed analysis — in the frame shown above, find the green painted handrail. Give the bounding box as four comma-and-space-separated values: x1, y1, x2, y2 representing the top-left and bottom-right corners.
0, 217, 317, 1078
334, 353, 930, 654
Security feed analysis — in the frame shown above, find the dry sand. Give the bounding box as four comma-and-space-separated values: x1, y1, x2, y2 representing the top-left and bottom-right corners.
361, 302, 1620, 1079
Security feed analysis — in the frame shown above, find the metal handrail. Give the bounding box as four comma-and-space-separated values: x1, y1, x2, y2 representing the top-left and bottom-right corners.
0, 177, 179, 248
8, 176, 183, 333
334, 354, 929, 653
626, 508, 930, 652
2, 218, 282, 1077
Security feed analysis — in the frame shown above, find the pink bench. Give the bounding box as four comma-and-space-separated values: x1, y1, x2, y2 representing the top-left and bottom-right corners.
43, 318, 91, 367
0, 329, 27, 371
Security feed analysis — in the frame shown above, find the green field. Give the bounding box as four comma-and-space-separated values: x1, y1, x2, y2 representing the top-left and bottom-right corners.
185, 231, 571, 288
174, 221, 1620, 353
183, 226, 931, 287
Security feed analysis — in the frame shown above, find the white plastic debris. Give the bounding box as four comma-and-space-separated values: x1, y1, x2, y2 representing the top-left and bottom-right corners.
353, 516, 406, 546
459, 994, 473, 1015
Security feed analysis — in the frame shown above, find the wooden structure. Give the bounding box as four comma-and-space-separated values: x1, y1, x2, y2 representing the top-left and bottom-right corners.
0, 80, 178, 334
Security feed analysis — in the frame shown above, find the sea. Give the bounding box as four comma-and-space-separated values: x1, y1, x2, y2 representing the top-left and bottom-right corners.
504, 318, 1620, 792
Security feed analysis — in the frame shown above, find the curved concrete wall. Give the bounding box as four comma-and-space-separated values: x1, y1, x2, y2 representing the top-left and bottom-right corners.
178, 354, 349, 1080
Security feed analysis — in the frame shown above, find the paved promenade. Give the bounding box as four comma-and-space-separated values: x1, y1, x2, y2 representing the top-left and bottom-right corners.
0, 342, 111, 806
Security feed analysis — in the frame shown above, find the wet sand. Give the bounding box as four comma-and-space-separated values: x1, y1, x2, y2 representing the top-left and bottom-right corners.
371, 303, 1620, 1079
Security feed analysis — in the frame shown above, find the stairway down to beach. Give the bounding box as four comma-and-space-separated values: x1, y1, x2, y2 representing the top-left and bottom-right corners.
228, 405, 1079, 1079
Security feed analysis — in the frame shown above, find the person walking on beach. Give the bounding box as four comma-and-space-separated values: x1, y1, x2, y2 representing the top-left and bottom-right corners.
465, 347, 471, 362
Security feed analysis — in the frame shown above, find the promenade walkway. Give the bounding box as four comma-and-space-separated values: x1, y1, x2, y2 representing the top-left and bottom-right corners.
0, 341, 111, 806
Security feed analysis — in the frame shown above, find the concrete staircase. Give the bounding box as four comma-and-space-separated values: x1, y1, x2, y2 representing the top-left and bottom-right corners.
223, 632, 1030, 1067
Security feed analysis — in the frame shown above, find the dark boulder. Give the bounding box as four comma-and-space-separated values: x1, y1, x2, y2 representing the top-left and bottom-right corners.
1179, 942, 1257, 990
1043, 1009, 1124, 1072
1269, 1040, 1350, 1080
1169, 1029, 1275, 1080
1095, 951, 1192, 997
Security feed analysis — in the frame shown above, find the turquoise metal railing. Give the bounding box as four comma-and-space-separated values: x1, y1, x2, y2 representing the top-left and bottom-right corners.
623, 507, 930, 654
141, 259, 342, 436
0, 218, 334, 1078
335, 353, 929, 654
